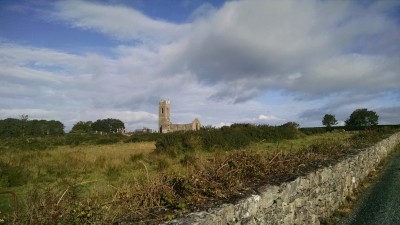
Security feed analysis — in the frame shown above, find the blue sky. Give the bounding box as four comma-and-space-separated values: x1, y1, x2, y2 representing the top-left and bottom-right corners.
0, 0, 399, 131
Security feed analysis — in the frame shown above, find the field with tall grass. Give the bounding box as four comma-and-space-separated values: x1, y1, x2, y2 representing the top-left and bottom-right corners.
0, 126, 397, 224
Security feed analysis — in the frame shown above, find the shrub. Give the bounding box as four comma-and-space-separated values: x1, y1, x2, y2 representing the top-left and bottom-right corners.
350, 130, 383, 148
156, 158, 170, 171
155, 124, 302, 154
123, 133, 160, 143
65, 133, 91, 146
96, 136, 120, 145
180, 154, 198, 167
155, 132, 186, 157
0, 161, 30, 187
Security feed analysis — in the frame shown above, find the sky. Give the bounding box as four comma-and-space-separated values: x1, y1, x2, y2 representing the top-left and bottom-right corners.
0, 0, 399, 131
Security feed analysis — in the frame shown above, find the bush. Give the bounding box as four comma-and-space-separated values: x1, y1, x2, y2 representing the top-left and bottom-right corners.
0, 161, 30, 187
96, 136, 120, 145
65, 133, 94, 146
155, 124, 302, 154
300, 127, 327, 135
156, 158, 170, 171
65, 133, 123, 146
123, 133, 160, 143
155, 132, 186, 156
350, 130, 384, 148
0, 137, 59, 151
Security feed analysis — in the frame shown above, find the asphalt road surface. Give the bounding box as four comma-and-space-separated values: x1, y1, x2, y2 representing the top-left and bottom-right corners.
344, 148, 400, 225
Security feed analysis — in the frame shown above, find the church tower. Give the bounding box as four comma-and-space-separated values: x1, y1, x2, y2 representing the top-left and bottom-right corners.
159, 99, 170, 133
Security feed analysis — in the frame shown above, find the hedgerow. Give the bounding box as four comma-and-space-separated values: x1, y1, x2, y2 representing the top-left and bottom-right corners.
155, 123, 302, 153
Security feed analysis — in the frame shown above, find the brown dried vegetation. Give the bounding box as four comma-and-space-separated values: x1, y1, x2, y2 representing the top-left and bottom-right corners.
0, 128, 396, 224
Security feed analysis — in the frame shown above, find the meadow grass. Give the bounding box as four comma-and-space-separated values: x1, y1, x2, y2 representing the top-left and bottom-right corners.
0, 131, 387, 224
250, 131, 353, 154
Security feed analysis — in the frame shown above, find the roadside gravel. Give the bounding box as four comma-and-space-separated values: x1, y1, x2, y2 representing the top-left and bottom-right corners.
343, 146, 400, 225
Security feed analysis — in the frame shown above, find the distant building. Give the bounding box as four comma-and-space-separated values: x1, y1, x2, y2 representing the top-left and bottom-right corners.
158, 100, 202, 133
134, 127, 152, 133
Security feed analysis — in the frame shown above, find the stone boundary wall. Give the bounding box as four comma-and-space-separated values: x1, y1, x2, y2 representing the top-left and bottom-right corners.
162, 132, 400, 225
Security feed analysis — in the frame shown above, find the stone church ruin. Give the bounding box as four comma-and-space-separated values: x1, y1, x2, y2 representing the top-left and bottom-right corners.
158, 100, 202, 133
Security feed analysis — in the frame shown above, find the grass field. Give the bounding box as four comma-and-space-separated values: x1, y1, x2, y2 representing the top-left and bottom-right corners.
0, 130, 389, 224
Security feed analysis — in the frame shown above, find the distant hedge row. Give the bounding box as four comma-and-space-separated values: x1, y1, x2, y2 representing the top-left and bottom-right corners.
155, 124, 302, 155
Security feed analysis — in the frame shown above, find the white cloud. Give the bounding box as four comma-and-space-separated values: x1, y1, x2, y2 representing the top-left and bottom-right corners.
258, 114, 282, 122
0, 108, 56, 119
1, 0, 399, 131
215, 122, 231, 128
166, 0, 400, 102
0, 41, 216, 130
100, 110, 157, 124
52, 1, 190, 43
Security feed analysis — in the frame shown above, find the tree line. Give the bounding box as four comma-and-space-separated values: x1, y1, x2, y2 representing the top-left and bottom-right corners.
71, 118, 125, 134
322, 108, 379, 130
0, 116, 64, 137
0, 116, 125, 138
0, 108, 384, 138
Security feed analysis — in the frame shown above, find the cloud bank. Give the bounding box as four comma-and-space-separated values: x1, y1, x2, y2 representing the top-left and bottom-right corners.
0, 0, 399, 130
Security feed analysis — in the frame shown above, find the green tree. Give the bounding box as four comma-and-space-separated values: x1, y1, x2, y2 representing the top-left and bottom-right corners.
20, 114, 28, 137
0, 118, 22, 137
280, 122, 300, 129
92, 118, 125, 133
71, 121, 93, 133
0, 118, 64, 137
322, 114, 338, 130
46, 120, 65, 135
345, 108, 379, 129
25, 120, 64, 136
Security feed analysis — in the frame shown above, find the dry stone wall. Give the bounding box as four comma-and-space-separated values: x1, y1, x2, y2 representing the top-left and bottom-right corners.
162, 132, 400, 225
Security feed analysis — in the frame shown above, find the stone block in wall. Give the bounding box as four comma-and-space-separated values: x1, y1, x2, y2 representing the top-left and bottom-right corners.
163, 211, 219, 225
297, 177, 310, 191
280, 179, 299, 203
281, 202, 290, 214
234, 195, 261, 220
294, 197, 307, 208
209, 203, 235, 224
294, 208, 307, 225
283, 212, 294, 225
320, 167, 332, 183
308, 171, 321, 188
241, 217, 258, 225
258, 185, 280, 209
310, 214, 321, 225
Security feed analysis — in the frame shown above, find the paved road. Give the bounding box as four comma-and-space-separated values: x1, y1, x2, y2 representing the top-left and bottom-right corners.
344, 148, 400, 225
